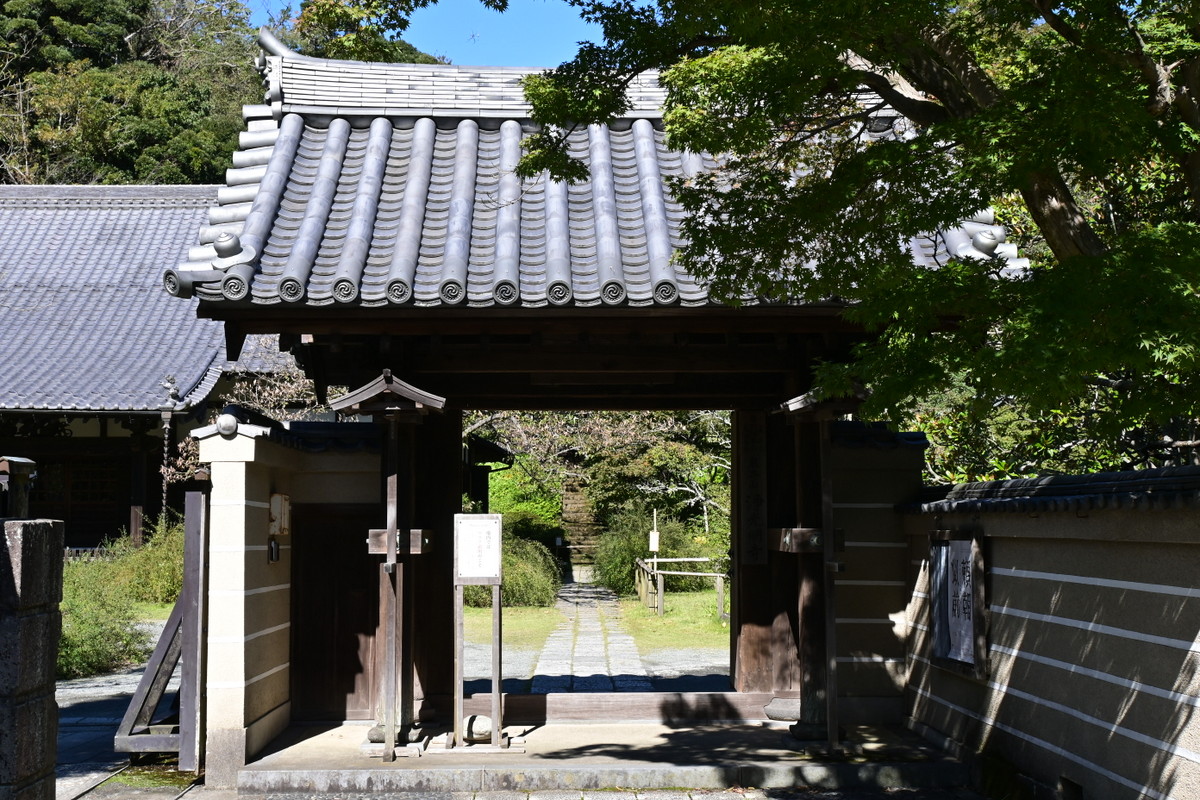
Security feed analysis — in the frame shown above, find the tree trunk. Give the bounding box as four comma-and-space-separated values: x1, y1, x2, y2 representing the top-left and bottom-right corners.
1020, 169, 1108, 261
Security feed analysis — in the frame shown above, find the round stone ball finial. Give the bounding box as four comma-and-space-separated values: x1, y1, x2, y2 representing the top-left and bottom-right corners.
214, 232, 243, 259
216, 413, 240, 437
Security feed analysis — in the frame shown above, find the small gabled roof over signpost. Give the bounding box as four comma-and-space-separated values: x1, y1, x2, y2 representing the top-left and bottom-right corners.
330, 370, 446, 417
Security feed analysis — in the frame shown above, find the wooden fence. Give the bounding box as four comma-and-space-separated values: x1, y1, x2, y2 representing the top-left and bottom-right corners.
634, 556, 728, 620
63, 546, 111, 561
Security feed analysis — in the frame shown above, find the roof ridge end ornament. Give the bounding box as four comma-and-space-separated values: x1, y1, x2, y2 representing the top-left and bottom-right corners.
257, 27, 315, 62
781, 388, 867, 419
162, 231, 258, 300
330, 370, 447, 418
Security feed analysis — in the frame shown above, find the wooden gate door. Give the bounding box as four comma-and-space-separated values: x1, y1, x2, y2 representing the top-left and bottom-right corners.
291, 503, 382, 720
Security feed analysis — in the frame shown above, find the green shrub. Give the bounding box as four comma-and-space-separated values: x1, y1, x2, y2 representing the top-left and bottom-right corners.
502, 509, 565, 552
57, 513, 184, 678
594, 504, 716, 595
464, 532, 562, 608
488, 463, 562, 523
106, 514, 185, 604
58, 558, 150, 678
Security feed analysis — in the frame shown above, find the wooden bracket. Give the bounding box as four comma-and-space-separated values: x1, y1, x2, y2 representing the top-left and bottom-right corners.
368, 528, 434, 556
767, 527, 823, 553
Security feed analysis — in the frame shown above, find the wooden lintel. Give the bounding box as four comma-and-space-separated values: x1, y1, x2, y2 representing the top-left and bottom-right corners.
767, 527, 824, 553
200, 305, 863, 336
368, 528, 434, 556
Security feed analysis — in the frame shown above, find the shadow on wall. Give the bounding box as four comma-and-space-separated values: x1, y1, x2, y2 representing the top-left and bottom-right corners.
907, 529, 1199, 800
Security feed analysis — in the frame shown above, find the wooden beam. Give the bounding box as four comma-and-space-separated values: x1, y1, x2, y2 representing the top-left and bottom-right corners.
460, 692, 774, 723
382, 346, 813, 375
199, 305, 864, 337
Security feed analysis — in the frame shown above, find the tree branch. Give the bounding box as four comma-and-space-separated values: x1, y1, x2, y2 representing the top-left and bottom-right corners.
1029, 0, 1083, 47
1020, 168, 1109, 260
842, 53, 951, 126
920, 25, 1004, 108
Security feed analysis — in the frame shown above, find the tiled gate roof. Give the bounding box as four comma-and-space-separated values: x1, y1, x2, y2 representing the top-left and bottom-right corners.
164, 29, 1026, 310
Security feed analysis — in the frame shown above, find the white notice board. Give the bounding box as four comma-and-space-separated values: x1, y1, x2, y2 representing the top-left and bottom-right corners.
454, 514, 502, 585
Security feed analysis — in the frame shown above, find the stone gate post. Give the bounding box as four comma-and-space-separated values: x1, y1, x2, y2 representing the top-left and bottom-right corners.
2, 458, 64, 800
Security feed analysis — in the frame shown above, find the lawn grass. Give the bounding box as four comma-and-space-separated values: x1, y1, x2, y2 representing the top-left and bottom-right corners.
132, 601, 174, 622
619, 590, 729, 652
463, 604, 565, 651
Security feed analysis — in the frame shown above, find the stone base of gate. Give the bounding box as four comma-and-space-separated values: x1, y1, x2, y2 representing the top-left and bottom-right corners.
237, 719, 968, 795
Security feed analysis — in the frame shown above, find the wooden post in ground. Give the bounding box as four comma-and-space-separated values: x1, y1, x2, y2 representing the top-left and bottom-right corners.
179, 489, 209, 772
657, 569, 665, 616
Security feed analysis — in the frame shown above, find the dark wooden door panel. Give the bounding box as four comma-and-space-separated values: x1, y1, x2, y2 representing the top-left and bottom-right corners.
291, 503, 382, 721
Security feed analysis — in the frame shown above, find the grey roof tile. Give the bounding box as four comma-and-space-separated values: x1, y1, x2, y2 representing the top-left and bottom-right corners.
0, 185, 226, 412
166, 32, 1028, 308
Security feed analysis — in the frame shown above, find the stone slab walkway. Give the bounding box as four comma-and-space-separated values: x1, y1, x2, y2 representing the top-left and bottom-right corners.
531, 583, 655, 694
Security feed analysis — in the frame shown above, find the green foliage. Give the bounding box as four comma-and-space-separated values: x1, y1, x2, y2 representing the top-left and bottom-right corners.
1, 0, 258, 184
513, 0, 1200, 464
58, 514, 184, 677
594, 504, 717, 596
583, 411, 731, 535
900, 371, 1191, 483
58, 558, 150, 678
24, 60, 244, 184
470, 410, 731, 541
487, 461, 563, 525
1, 0, 153, 73
105, 514, 186, 604
501, 509, 565, 553
291, 0, 450, 62
464, 531, 562, 608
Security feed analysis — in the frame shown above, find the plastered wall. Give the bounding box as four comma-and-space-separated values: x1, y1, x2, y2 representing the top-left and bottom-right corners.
905, 503, 1200, 800
197, 425, 378, 787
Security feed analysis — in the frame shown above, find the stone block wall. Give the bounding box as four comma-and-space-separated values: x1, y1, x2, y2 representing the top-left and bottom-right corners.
1, 519, 64, 800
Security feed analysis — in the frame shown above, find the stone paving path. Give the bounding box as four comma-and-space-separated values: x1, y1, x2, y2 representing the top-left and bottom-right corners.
530, 583, 655, 693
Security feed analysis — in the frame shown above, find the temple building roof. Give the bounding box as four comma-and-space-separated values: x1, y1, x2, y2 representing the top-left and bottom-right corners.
1, 185, 227, 414
164, 28, 1026, 312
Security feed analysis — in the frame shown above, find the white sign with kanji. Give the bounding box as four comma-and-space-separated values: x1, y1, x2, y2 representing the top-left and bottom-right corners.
455, 514, 502, 584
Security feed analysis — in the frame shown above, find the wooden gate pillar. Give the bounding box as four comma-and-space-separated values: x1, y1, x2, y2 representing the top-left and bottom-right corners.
732, 410, 813, 700
411, 408, 462, 703
790, 418, 829, 733
331, 371, 447, 760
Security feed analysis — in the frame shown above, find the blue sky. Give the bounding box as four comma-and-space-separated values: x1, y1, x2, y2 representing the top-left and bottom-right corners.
250, 0, 603, 67
406, 0, 602, 67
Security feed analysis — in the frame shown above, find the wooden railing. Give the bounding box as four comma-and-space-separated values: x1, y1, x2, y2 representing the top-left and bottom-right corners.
634, 556, 728, 620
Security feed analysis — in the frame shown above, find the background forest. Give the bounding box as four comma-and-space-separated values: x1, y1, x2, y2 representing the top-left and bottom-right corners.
0, 0, 440, 184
